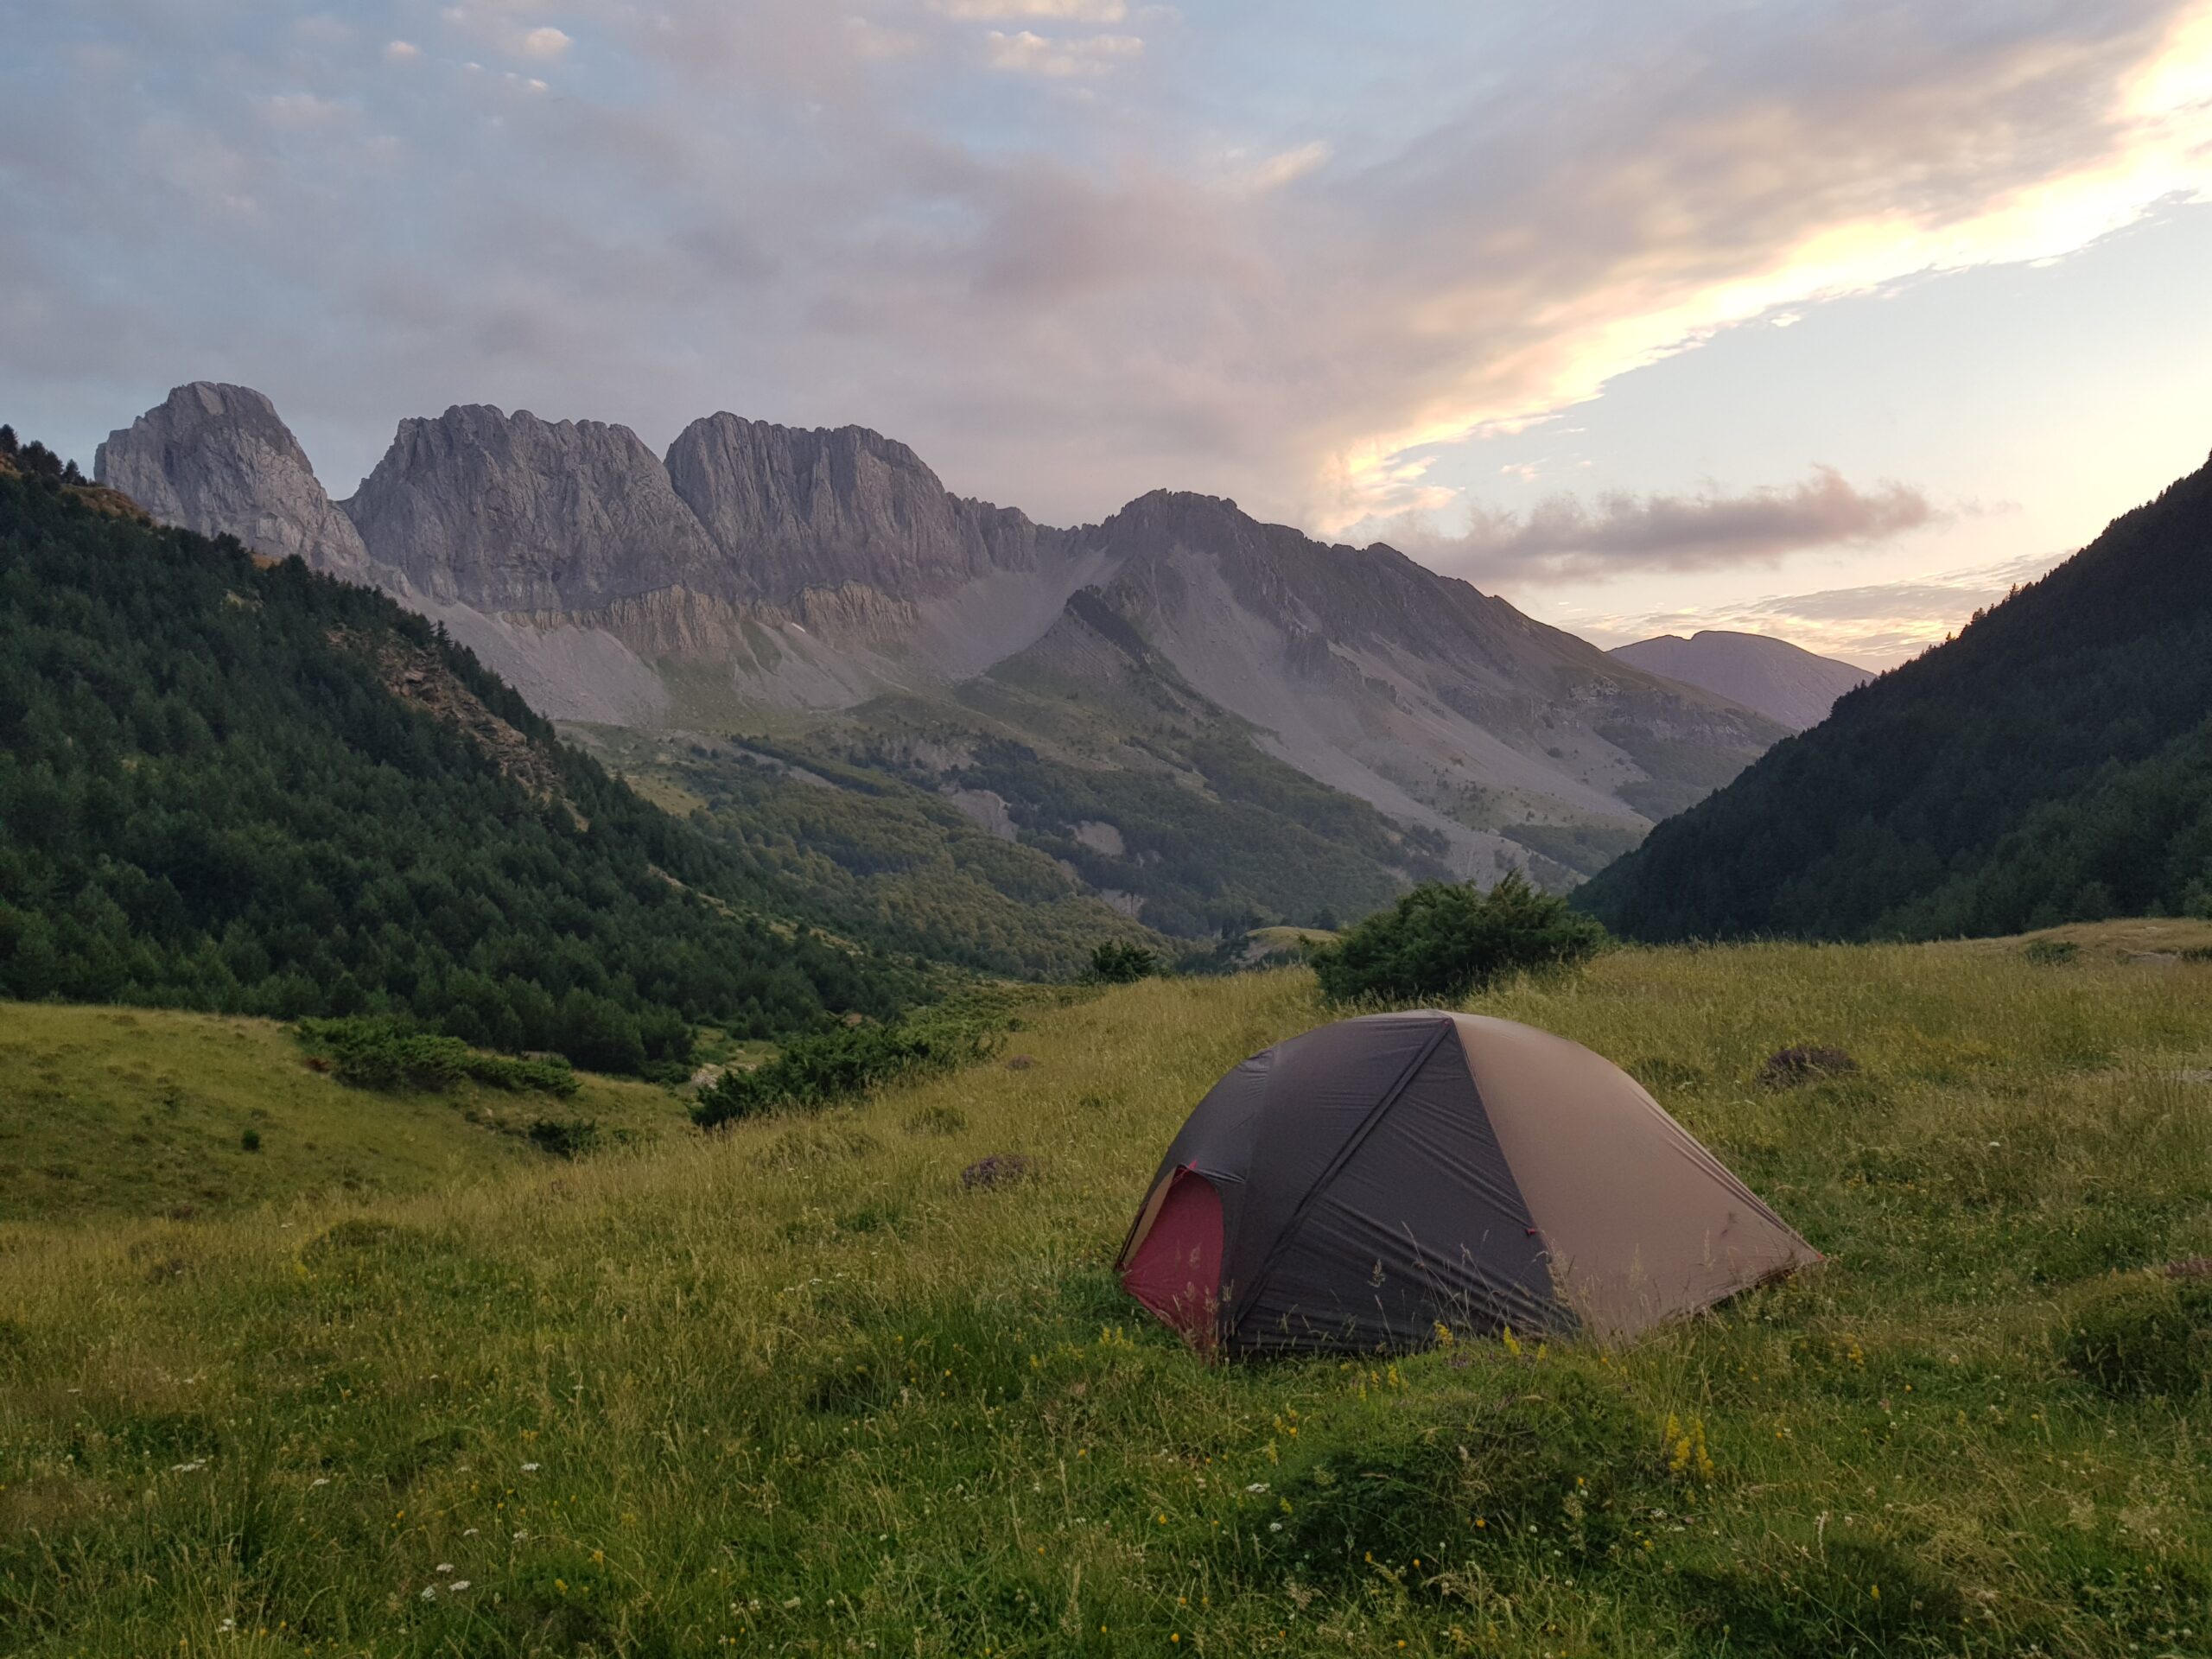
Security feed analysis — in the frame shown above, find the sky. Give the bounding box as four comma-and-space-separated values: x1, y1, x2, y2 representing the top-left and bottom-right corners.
4, 2, 2211, 667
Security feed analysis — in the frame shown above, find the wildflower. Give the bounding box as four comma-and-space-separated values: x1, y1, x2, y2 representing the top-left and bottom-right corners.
436, 1564, 454, 1574
1502, 1326, 1522, 1357
420, 1586, 437, 1601
1246, 1483, 1269, 1493
449, 1581, 471, 1592
522, 1462, 541, 1472
310, 1477, 330, 1487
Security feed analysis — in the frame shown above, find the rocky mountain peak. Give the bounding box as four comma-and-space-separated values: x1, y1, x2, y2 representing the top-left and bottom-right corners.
664, 412, 1057, 603
341, 404, 721, 612
93, 382, 372, 576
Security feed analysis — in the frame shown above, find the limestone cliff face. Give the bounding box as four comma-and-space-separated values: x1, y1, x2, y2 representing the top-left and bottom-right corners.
94, 383, 373, 577
664, 413, 1065, 604
341, 405, 723, 611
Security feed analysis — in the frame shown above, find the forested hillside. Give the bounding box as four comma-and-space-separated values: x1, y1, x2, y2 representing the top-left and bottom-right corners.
0, 457, 918, 1071
1579, 451, 2212, 941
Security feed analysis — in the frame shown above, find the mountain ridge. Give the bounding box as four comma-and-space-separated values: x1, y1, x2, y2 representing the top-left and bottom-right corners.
1578, 449, 2212, 940
98, 382, 1788, 889
1608, 629, 1871, 732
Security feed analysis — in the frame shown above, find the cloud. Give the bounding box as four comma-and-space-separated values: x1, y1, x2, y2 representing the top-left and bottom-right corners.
1409, 467, 1944, 584
982, 29, 1142, 77
844, 17, 923, 60
383, 40, 421, 63
8, 0, 2212, 557
1576, 551, 2065, 666
939, 0, 1128, 20
518, 26, 572, 60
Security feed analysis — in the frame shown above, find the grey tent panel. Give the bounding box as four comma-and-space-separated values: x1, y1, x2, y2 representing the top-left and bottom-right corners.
1118, 1010, 1818, 1356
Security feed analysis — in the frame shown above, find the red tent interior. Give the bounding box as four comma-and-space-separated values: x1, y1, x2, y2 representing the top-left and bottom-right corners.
1118, 1166, 1224, 1347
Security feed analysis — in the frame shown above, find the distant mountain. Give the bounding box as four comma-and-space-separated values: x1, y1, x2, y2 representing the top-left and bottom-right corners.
1609, 630, 1871, 731
1579, 452, 2212, 942
99, 384, 1788, 906
0, 452, 930, 1071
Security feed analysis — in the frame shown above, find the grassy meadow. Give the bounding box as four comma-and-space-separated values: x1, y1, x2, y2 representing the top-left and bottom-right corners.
3, 936, 2211, 1656
0, 1006, 687, 1225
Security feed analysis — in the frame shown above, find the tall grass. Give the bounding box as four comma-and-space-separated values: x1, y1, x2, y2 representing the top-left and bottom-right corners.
2, 941, 2209, 1655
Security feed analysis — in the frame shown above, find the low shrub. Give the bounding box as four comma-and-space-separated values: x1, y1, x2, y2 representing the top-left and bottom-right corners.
960, 1153, 1034, 1189
693, 1005, 1006, 1128
1758, 1046, 1859, 1089
2024, 938, 2082, 965
525, 1118, 602, 1159
296, 1017, 579, 1096
2056, 1271, 2212, 1398
1312, 873, 1607, 1005
1085, 941, 1159, 984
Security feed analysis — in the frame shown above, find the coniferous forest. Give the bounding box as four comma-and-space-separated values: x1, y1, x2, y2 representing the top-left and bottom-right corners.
1578, 450, 2212, 942
0, 458, 919, 1071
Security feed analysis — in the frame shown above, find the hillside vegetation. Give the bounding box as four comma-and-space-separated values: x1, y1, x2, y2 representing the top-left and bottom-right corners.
577, 726, 1164, 979
0, 465, 921, 1071
0, 1003, 687, 1224
4, 940, 2209, 1655
1580, 451, 2212, 941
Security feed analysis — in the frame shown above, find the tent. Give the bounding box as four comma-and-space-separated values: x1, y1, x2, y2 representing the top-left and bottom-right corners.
1116, 1010, 1817, 1355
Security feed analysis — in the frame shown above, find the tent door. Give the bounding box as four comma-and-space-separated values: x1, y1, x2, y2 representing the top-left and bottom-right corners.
1120, 1166, 1224, 1348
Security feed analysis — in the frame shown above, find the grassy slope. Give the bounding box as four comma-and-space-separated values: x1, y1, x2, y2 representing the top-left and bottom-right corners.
0, 1005, 688, 1225
3, 943, 2211, 1655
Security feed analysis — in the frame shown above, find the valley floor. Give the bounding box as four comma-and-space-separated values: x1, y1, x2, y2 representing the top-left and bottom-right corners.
4, 939, 2211, 1656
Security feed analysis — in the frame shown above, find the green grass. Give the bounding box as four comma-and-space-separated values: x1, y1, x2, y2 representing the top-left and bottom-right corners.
0, 1005, 689, 1225
3, 942, 2211, 1655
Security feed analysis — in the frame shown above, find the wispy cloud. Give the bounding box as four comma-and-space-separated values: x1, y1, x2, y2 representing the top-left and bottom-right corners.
938, 0, 1129, 20
1407, 467, 1943, 584
982, 29, 1142, 77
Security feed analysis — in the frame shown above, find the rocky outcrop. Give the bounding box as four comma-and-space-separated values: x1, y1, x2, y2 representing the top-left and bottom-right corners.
664, 414, 1065, 605
95, 383, 373, 577
341, 405, 723, 611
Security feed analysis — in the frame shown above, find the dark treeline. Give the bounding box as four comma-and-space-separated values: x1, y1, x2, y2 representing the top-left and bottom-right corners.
0, 461, 919, 1072
1578, 451, 2212, 941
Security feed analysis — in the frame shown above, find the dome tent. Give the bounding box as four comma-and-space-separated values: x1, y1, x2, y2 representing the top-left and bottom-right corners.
1116, 1011, 1818, 1355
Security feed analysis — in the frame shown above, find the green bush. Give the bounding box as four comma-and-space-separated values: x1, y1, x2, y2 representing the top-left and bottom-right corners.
296, 1017, 580, 1097
1084, 941, 1159, 984
1312, 873, 1607, 1005
693, 1007, 1005, 1128
2024, 938, 2081, 965
2056, 1272, 2212, 1398
525, 1118, 602, 1159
